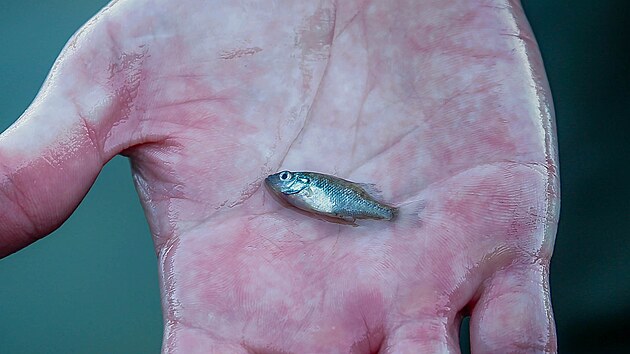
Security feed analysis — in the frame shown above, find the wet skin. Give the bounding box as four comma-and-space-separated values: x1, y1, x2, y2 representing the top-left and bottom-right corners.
0, 1, 559, 353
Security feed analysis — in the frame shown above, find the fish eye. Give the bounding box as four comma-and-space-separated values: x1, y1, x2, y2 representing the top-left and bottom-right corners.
279, 171, 292, 181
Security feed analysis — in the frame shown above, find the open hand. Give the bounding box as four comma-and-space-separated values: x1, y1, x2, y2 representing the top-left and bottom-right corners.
0, 1, 559, 352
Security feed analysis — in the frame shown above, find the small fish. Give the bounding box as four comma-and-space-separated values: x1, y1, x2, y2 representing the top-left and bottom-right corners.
265, 170, 398, 223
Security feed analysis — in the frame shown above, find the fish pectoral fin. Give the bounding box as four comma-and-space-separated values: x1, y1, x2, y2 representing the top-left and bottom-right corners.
341, 215, 356, 223
341, 216, 359, 227
283, 177, 310, 195
301, 187, 313, 197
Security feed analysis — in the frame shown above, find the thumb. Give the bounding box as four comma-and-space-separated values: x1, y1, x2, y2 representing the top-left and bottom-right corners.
0, 3, 144, 257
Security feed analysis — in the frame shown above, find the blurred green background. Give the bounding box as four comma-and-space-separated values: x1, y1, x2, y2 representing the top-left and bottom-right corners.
0, 1, 628, 353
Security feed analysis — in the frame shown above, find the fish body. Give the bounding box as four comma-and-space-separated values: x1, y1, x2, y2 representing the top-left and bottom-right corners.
265, 171, 397, 222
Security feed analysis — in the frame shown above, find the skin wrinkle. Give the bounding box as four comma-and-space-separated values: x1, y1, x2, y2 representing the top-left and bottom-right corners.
348, 124, 421, 176
276, 9, 337, 169
0, 172, 40, 239
349, 10, 371, 161
219, 47, 264, 60
333, 8, 362, 41
77, 112, 105, 163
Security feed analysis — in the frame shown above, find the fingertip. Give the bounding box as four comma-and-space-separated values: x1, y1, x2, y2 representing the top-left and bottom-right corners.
470, 263, 557, 353
382, 318, 461, 354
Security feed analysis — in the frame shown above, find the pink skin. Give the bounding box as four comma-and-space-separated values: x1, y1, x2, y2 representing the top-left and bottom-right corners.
0, 0, 559, 353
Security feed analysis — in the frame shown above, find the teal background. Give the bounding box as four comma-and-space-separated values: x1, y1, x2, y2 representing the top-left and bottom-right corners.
0, 1, 628, 353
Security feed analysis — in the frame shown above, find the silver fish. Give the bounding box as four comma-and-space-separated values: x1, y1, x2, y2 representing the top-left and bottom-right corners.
265, 171, 397, 222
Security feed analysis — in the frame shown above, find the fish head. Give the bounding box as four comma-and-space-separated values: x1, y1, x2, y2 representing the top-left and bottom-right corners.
265, 170, 310, 195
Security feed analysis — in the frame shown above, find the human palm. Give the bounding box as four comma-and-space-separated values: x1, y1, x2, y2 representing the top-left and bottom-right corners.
0, 1, 559, 353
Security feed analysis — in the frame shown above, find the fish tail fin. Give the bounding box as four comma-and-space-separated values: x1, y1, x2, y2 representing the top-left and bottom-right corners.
391, 199, 427, 230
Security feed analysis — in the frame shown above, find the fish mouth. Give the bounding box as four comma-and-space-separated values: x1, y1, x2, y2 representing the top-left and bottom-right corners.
264, 175, 280, 193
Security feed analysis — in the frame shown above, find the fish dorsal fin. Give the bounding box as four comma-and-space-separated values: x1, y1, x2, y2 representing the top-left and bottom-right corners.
357, 182, 384, 200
